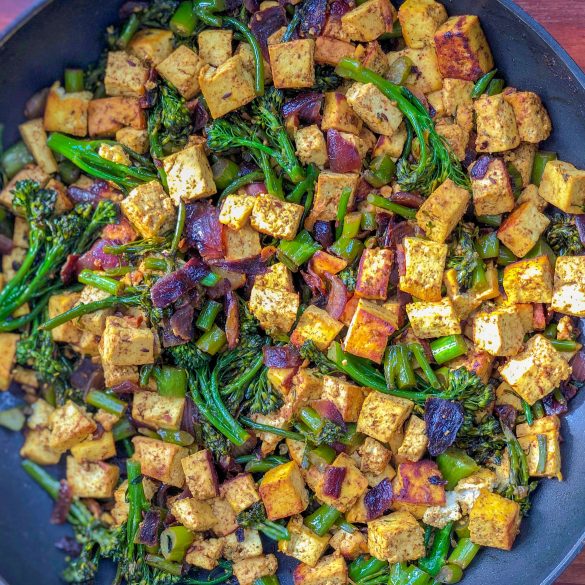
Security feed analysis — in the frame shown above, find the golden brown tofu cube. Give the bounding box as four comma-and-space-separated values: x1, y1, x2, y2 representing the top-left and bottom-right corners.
295, 125, 328, 169
356, 41, 389, 76
156, 45, 205, 100
416, 179, 470, 243
43, 82, 93, 137
223, 529, 263, 561
279, 515, 331, 566
18, 118, 58, 174
248, 287, 300, 336
503, 256, 554, 304
517, 415, 562, 480
475, 93, 520, 153
70, 431, 116, 463
399, 237, 448, 301
182, 449, 219, 500
251, 194, 304, 240
234, 555, 278, 585
469, 489, 520, 550
269, 39, 315, 89
224, 224, 262, 261
306, 171, 359, 230
2, 245, 26, 282
197, 29, 233, 67
497, 201, 550, 258
359, 436, 392, 474
367, 511, 425, 562
49, 401, 97, 451
75, 285, 114, 335
500, 334, 571, 405
221, 473, 260, 514
116, 127, 149, 154
293, 554, 348, 585
87, 96, 145, 137
341, 0, 396, 42
330, 529, 368, 561
551, 256, 585, 316
254, 262, 294, 292
473, 306, 525, 357
396, 415, 428, 463
442, 78, 474, 116
104, 51, 149, 96
132, 390, 185, 430
290, 305, 343, 351
219, 193, 256, 230
503, 91, 552, 144
285, 369, 324, 414
171, 497, 216, 531
322, 92, 363, 135
315, 36, 356, 67
132, 436, 188, 487
259, 461, 309, 520
434, 15, 494, 81
357, 392, 413, 443
66, 456, 120, 499
343, 299, 395, 364
209, 497, 239, 536
539, 160, 585, 214
406, 298, 461, 339
309, 251, 348, 278
398, 0, 447, 49
389, 45, 443, 94
393, 460, 446, 508
47, 292, 82, 345
199, 54, 257, 119
163, 143, 217, 204
128, 28, 173, 65
322, 376, 366, 423
101, 318, 155, 366
503, 143, 538, 189
354, 247, 393, 300
186, 537, 225, 570
20, 428, 62, 465
470, 156, 516, 216
345, 83, 403, 137
121, 180, 176, 238
435, 121, 469, 161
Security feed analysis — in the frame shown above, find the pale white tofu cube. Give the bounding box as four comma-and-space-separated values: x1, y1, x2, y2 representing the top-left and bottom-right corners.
406, 298, 461, 339
399, 237, 448, 301
551, 256, 585, 317
473, 306, 524, 357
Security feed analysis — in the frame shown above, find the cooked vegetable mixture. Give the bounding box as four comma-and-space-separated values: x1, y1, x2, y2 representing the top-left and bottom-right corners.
1, 0, 585, 583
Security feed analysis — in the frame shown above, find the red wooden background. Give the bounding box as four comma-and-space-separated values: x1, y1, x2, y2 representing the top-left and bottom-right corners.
0, 0, 583, 583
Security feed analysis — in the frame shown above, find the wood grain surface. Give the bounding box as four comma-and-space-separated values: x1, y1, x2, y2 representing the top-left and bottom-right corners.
0, 0, 583, 583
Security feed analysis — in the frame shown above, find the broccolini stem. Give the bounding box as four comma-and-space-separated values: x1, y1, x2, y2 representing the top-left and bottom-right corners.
171, 199, 186, 255
220, 170, 264, 202
240, 416, 305, 441
0, 290, 50, 332
126, 459, 149, 564
78, 269, 124, 296
258, 520, 290, 541
418, 522, 453, 576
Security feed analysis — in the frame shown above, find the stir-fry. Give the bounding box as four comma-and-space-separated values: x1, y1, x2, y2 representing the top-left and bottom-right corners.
1, 0, 584, 583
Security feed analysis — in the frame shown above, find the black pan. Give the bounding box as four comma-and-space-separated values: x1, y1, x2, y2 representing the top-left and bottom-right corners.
1, 1, 585, 584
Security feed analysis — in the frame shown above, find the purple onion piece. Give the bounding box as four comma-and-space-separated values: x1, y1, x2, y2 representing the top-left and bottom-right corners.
322, 465, 347, 498
424, 398, 464, 456
0, 234, 13, 255
324, 272, 350, 320
170, 303, 195, 342
494, 404, 517, 430
313, 220, 334, 248
137, 509, 161, 547
575, 215, 585, 246
70, 359, 105, 393
184, 201, 224, 261
263, 345, 303, 368
208, 255, 268, 276
469, 155, 492, 180
50, 480, 73, 525
111, 380, 142, 394
327, 129, 362, 173
364, 478, 393, 521
249, 6, 288, 60
225, 290, 240, 349
150, 258, 210, 309
311, 400, 346, 431
299, 0, 327, 37
570, 349, 585, 381
282, 92, 323, 125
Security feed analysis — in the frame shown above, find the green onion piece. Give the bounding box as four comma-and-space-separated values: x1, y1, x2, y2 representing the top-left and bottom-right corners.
367, 193, 417, 220
112, 417, 135, 442
436, 448, 479, 490
58, 159, 81, 184
454, 519, 470, 540
532, 400, 545, 419
154, 366, 188, 397
349, 556, 389, 583
117, 13, 140, 48
78, 269, 123, 296
308, 445, 337, 467
64, 69, 85, 93
160, 526, 195, 562
381, 19, 403, 39
476, 231, 500, 259
170, 1, 198, 36
278, 229, 321, 270
1, 141, 33, 179
361, 211, 377, 231
364, 154, 397, 188
543, 322, 558, 339
171, 200, 186, 255
85, 390, 127, 416
200, 271, 222, 287
531, 151, 557, 186
385, 345, 416, 390
158, 429, 195, 446
525, 238, 556, 268
145, 555, 183, 576
338, 422, 364, 448
0, 408, 25, 431
477, 214, 502, 228
143, 257, 169, 272
497, 244, 517, 266
298, 406, 325, 434
418, 522, 453, 577
535, 434, 548, 474
328, 236, 364, 263
335, 186, 353, 240
471, 69, 498, 98
219, 170, 264, 202
196, 299, 223, 331
340, 212, 362, 239
409, 343, 441, 389
254, 577, 280, 585
522, 399, 534, 426
550, 338, 579, 352
212, 157, 240, 190
436, 563, 464, 584
387, 56, 413, 85
430, 335, 467, 365
470, 261, 488, 291
447, 538, 480, 569
304, 504, 341, 537
244, 456, 288, 473
486, 78, 505, 96
195, 324, 227, 355
507, 162, 523, 198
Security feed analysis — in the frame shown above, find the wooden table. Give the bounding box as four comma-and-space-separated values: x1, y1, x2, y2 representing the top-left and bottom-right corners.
0, 0, 584, 583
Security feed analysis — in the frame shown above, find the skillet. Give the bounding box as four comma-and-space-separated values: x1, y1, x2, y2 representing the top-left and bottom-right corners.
0, 0, 584, 583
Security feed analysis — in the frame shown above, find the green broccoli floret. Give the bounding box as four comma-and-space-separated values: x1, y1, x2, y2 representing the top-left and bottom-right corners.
447, 223, 483, 290
237, 502, 290, 541
245, 367, 283, 416
74, 199, 118, 253
545, 212, 584, 256
299, 340, 343, 376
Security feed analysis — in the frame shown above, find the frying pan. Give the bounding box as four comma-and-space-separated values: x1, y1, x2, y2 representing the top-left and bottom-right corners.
1, 1, 585, 584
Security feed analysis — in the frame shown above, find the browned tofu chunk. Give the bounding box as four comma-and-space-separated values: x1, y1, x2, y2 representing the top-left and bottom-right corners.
503, 256, 554, 304
341, 0, 396, 42
290, 305, 343, 351
434, 15, 494, 81
18, 118, 58, 174
132, 390, 185, 430
475, 94, 520, 153
43, 82, 93, 137
251, 194, 304, 240
322, 376, 366, 422
101, 317, 156, 366
367, 511, 425, 562
66, 456, 119, 499
315, 36, 356, 67
182, 449, 219, 500
20, 428, 62, 465
470, 156, 516, 216
259, 461, 309, 520
104, 51, 149, 96
48, 292, 82, 344
503, 91, 552, 143
186, 537, 225, 570
132, 436, 187, 487
322, 92, 363, 135
393, 460, 446, 508
70, 432, 116, 463
398, 0, 447, 49
171, 497, 216, 531
87, 97, 145, 137
198, 29, 233, 67
354, 248, 393, 300
306, 171, 359, 229
357, 392, 413, 443
497, 201, 550, 258
279, 515, 331, 566
293, 554, 348, 585
221, 473, 260, 514
128, 28, 174, 65
399, 237, 448, 301
234, 555, 278, 585
269, 40, 315, 89
539, 160, 585, 214
156, 45, 205, 99
49, 401, 97, 451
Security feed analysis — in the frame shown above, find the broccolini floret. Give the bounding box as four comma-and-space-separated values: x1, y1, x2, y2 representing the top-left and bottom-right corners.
545, 212, 584, 256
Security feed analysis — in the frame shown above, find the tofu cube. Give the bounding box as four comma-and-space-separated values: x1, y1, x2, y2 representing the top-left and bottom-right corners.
279, 515, 331, 566
356, 41, 389, 76
221, 473, 260, 514
469, 489, 521, 550
254, 262, 294, 292
223, 529, 263, 561
182, 449, 219, 500
102, 363, 139, 387
209, 497, 239, 536
354, 248, 393, 300
293, 554, 348, 585
503, 256, 554, 304
305, 171, 358, 230
132, 390, 185, 430
309, 251, 348, 278
269, 40, 315, 89
434, 15, 494, 81
389, 45, 443, 94
359, 437, 392, 474
285, 369, 324, 413
398, 0, 447, 49
392, 460, 445, 508
345, 83, 403, 136
48, 292, 82, 345
49, 401, 97, 451
406, 298, 461, 339
101, 318, 155, 366
250, 194, 304, 240
171, 497, 216, 531
224, 223, 261, 260
163, 144, 217, 204
517, 415, 562, 479
18, 118, 58, 173
104, 51, 149, 96
341, 0, 396, 42
367, 511, 425, 562
116, 127, 149, 154
132, 436, 188, 487
156, 45, 205, 99
2, 245, 26, 282
442, 78, 474, 116
259, 461, 309, 520
503, 91, 552, 144
314, 36, 356, 67
357, 392, 413, 443
473, 306, 524, 356
435, 121, 469, 161
121, 181, 176, 238
343, 299, 395, 363
321, 92, 363, 135
234, 555, 278, 585
20, 428, 62, 465
198, 29, 233, 67
87, 96, 145, 137
497, 201, 550, 258
186, 537, 225, 570
248, 287, 300, 335
500, 334, 571, 405
70, 431, 116, 463
470, 156, 516, 216
503, 143, 538, 189
396, 415, 428, 463
290, 305, 343, 351
322, 375, 366, 423
219, 193, 256, 230
199, 55, 256, 119
399, 237, 448, 301
551, 256, 585, 316
128, 28, 174, 65
66, 457, 119, 499
416, 179, 470, 243
475, 94, 520, 153
330, 529, 368, 560
43, 82, 93, 137
75, 285, 114, 334
539, 160, 585, 214
517, 183, 547, 212
295, 125, 328, 168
